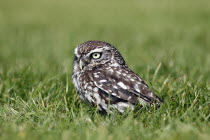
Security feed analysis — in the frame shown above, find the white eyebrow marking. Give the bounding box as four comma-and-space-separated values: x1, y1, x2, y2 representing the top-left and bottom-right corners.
117, 82, 127, 89
74, 47, 79, 56
87, 46, 110, 55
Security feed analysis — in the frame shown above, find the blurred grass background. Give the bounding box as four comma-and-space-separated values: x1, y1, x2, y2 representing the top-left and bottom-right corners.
0, 0, 210, 140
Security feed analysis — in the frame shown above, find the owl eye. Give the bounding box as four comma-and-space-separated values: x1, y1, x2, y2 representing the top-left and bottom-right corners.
91, 52, 102, 59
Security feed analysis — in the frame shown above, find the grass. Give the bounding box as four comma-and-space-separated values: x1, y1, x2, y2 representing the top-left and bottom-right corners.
0, 0, 210, 139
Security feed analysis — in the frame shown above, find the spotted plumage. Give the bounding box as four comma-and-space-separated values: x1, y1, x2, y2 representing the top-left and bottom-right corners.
72, 41, 162, 113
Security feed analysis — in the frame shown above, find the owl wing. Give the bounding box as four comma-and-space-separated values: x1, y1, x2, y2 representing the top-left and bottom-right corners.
91, 66, 162, 105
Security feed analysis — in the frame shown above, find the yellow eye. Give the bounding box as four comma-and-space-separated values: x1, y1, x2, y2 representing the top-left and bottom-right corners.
92, 52, 101, 59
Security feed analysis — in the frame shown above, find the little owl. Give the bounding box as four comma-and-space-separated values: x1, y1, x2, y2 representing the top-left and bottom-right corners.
72, 41, 162, 113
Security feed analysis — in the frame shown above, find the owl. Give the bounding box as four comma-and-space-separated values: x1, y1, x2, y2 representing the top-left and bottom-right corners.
72, 41, 162, 113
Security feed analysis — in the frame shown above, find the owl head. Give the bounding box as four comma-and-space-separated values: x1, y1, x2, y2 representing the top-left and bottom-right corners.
73, 41, 126, 72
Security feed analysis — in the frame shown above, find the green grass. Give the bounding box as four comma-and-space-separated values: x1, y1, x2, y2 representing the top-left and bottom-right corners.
0, 0, 210, 140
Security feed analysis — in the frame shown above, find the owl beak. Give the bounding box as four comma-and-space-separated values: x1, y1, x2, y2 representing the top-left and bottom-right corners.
79, 57, 89, 70
79, 60, 84, 70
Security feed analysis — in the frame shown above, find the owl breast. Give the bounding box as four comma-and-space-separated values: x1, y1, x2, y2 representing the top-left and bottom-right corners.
72, 70, 109, 112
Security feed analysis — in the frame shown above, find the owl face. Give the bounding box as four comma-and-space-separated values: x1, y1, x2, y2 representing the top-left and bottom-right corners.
73, 41, 125, 72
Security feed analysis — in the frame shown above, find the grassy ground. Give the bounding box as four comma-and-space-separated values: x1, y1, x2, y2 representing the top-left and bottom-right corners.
0, 0, 210, 140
